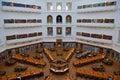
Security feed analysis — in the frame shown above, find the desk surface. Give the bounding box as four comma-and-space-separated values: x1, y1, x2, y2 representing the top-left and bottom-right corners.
73, 54, 105, 66
64, 48, 75, 61
76, 68, 120, 80
46, 75, 53, 80
12, 54, 46, 66
66, 75, 72, 80
44, 48, 55, 61
1, 69, 43, 80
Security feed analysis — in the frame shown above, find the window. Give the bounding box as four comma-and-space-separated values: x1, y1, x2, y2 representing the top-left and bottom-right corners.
66, 2, 72, 11
47, 2, 53, 11
57, 2, 62, 11
47, 15, 53, 23
57, 27, 62, 35
47, 27, 53, 36
66, 27, 71, 36
56, 15, 62, 23
66, 15, 72, 23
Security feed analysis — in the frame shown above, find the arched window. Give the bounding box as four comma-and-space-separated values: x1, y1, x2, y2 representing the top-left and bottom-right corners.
56, 15, 62, 23
47, 2, 53, 11
66, 15, 72, 23
66, 2, 72, 11
47, 15, 53, 23
57, 3, 62, 11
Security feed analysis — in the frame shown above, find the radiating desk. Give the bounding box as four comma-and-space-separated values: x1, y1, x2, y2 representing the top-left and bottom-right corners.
64, 48, 75, 61
76, 68, 120, 80
1, 69, 44, 80
12, 54, 46, 67
44, 48, 55, 61
73, 54, 105, 67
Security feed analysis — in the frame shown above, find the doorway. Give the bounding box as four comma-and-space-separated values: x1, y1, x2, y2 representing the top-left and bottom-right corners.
56, 39, 63, 47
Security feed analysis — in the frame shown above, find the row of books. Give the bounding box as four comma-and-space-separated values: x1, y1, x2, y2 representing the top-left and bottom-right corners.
76, 32, 112, 40
77, 19, 114, 23
2, 1, 41, 9
4, 19, 41, 23
6, 32, 42, 40
77, 1, 116, 9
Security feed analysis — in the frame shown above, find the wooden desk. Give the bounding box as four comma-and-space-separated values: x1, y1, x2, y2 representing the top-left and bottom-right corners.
14, 64, 28, 72
73, 54, 105, 66
44, 48, 55, 61
5, 58, 17, 66
64, 48, 75, 61
66, 75, 72, 80
1, 69, 43, 80
102, 58, 113, 65
12, 54, 46, 67
46, 75, 53, 80
76, 68, 120, 80
92, 64, 105, 72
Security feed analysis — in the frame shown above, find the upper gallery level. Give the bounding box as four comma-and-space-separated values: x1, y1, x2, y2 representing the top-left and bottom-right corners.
76, 18, 115, 28
1, 0, 118, 13
1, 0, 42, 13
76, 0, 117, 13
4, 19, 42, 28
1, 0, 74, 13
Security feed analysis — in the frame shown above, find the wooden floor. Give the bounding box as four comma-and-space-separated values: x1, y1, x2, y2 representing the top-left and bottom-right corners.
0, 49, 120, 80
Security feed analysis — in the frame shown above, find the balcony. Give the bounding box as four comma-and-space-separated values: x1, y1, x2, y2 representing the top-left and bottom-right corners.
4, 23, 42, 28
76, 36, 112, 44
77, 5, 117, 13
77, 23, 115, 28
76, 37, 112, 48
2, 6, 41, 13
6, 36, 42, 45
1, 1, 41, 13
43, 36, 75, 42
4, 19, 42, 28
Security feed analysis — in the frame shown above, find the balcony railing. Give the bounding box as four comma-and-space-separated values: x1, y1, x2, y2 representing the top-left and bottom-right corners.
4, 19, 42, 28
2, 1, 41, 13
76, 36, 112, 44
77, 1, 117, 13
76, 37, 112, 49
6, 36, 42, 45
6, 32, 42, 40
77, 19, 115, 28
